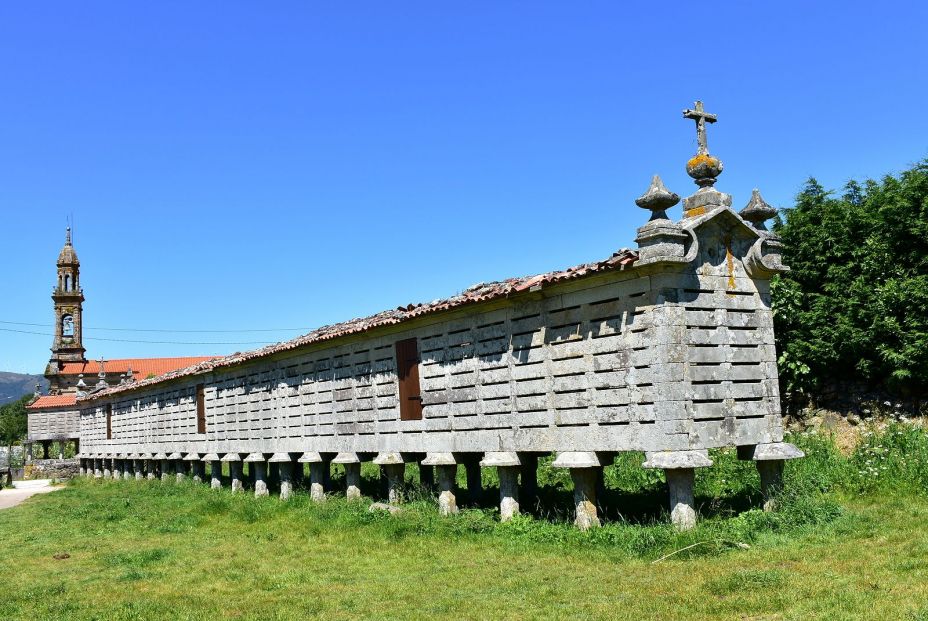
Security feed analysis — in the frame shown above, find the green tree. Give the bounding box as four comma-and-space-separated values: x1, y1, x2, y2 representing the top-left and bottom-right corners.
773, 161, 928, 406
0, 394, 30, 486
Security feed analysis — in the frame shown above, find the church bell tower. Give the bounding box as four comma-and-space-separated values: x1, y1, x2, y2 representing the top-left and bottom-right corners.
48, 227, 86, 374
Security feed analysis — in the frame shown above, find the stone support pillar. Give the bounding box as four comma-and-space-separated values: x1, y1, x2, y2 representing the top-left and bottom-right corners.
93, 458, 102, 478
154, 453, 169, 481
78, 458, 86, 477
203, 454, 221, 489
332, 452, 362, 501
123, 459, 134, 480
103, 458, 112, 479
643, 450, 713, 531
423, 453, 458, 516
271, 453, 293, 500
191, 461, 205, 484
666, 469, 696, 531
298, 452, 327, 502
145, 459, 155, 480
134, 459, 144, 480
222, 454, 242, 492
481, 452, 521, 522
308, 463, 326, 501
739, 442, 804, 512
553, 453, 603, 530
42, 441, 50, 460
374, 453, 405, 504
246, 454, 269, 497
169, 453, 185, 482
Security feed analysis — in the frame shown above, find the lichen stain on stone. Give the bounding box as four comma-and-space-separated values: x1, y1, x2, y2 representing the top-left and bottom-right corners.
687, 153, 718, 168
684, 207, 707, 218
724, 235, 736, 293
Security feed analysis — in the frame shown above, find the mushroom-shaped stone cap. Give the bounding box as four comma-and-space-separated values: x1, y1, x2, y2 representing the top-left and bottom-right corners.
184, 453, 201, 461
220, 453, 241, 462
551, 451, 603, 469
268, 452, 292, 463
373, 452, 404, 465
243, 452, 266, 463
751, 442, 805, 461
740, 188, 777, 230
153, 452, 168, 460
635, 175, 681, 221
642, 449, 713, 469
480, 451, 521, 467
167, 452, 183, 460
332, 452, 360, 464
298, 451, 324, 463
202, 453, 220, 461
421, 452, 457, 466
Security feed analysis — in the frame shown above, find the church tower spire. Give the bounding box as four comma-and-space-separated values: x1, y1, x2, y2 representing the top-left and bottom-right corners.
48, 227, 86, 376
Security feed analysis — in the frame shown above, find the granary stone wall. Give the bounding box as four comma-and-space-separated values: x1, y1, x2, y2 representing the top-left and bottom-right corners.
78, 210, 782, 458
28, 406, 80, 441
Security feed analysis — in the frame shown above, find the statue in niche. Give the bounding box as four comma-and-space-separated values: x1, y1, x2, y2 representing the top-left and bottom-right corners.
62, 315, 74, 338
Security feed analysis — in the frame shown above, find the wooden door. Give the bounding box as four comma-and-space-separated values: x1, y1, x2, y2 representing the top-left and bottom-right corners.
395, 338, 422, 420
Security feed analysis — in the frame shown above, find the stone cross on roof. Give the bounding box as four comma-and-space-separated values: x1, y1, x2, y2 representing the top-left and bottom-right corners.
683, 100, 717, 155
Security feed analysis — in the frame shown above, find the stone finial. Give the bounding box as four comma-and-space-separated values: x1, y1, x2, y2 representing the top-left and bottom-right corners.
740, 189, 777, 230
34, 383, 41, 398
96, 359, 107, 389
635, 175, 680, 222
126, 366, 133, 382
65, 226, 72, 246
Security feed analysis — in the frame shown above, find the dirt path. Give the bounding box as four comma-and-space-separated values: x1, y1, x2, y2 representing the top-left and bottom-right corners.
0, 480, 61, 510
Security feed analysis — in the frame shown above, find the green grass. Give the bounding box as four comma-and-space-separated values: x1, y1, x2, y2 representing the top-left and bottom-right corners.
2, 425, 928, 620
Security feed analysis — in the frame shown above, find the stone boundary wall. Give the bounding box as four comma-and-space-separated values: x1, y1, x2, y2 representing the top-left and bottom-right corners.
26, 458, 80, 480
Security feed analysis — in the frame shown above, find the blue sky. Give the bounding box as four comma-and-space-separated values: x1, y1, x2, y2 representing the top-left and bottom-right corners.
1, 2, 926, 374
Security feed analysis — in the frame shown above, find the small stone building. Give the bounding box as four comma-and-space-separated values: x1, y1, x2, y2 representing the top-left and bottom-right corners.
74, 103, 802, 530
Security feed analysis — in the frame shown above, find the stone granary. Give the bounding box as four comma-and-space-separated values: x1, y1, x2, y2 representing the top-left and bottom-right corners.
75, 102, 802, 530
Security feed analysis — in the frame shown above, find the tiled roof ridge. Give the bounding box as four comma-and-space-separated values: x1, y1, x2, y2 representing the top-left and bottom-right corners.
81, 248, 638, 402
27, 394, 78, 409
59, 357, 216, 374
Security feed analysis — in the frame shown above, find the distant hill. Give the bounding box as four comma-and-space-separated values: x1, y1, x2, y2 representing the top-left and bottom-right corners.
0, 372, 48, 405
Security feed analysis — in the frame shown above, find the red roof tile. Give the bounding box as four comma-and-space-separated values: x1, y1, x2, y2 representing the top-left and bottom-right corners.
84, 249, 639, 401
60, 357, 216, 379
28, 394, 78, 410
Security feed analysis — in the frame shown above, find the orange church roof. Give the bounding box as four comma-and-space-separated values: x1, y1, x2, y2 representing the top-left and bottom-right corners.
28, 394, 78, 409
59, 357, 216, 379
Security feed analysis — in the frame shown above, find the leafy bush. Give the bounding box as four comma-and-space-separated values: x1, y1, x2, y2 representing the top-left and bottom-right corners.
773, 161, 928, 402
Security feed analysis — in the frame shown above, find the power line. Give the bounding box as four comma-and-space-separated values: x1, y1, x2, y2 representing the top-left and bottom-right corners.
0, 320, 309, 334
0, 327, 279, 346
